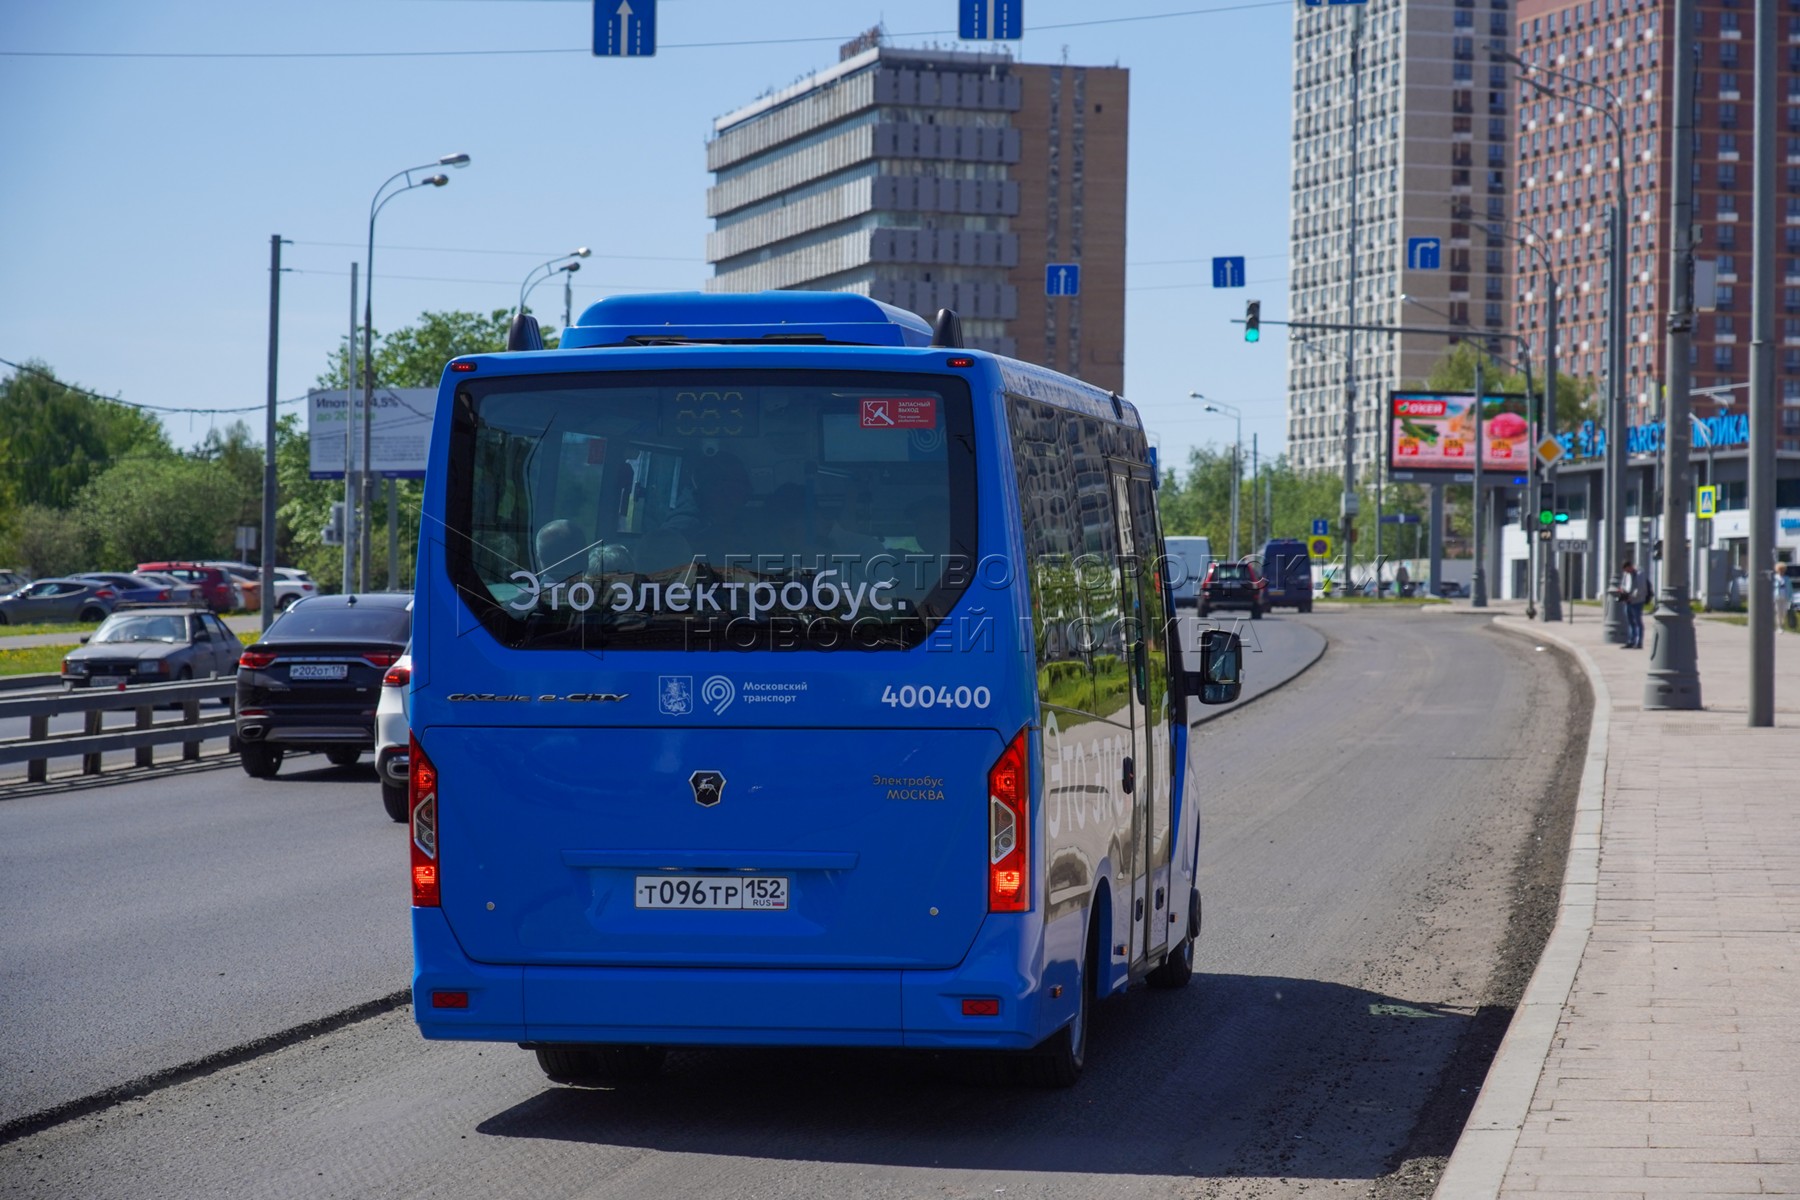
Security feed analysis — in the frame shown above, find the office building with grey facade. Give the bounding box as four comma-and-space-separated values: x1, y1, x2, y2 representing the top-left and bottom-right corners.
706, 37, 1129, 393
1287, 0, 1513, 473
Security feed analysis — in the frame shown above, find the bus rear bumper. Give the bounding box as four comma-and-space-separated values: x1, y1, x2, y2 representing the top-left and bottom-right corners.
412, 908, 1063, 1051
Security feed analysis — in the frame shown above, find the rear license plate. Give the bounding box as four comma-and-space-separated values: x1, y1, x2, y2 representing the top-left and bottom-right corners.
92, 676, 127, 688
634, 875, 789, 911
289, 664, 348, 680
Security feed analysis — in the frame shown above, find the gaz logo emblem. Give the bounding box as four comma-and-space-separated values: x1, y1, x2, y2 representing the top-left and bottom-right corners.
690, 770, 726, 807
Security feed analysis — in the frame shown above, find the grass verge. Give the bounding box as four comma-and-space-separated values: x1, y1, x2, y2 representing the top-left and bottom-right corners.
0, 644, 76, 676
0, 621, 100, 638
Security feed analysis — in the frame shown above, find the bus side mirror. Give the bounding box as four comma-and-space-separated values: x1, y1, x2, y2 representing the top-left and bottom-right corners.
1186, 628, 1243, 705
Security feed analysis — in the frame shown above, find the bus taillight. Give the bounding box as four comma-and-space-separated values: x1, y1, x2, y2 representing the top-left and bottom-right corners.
988, 727, 1030, 913
410, 733, 440, 907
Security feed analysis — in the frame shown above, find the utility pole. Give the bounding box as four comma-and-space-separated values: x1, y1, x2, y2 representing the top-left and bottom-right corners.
1252, 433, 1261, 548
388, 478, 401, 591
1542, 260, 1563, 621
1429, 484, 1445, 596
261, 235, 289, 631
1341, 4, 1365, 594
1601, 202, 1628, 643
343, 264, 359, 594
1645, 0, 1703, 709
1472, 355, 1488, 606
1748, 0, 1776, 725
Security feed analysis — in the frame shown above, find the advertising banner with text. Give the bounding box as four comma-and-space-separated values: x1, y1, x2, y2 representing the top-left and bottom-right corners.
307, 388, 437, 479
1387, 390, 1532, 479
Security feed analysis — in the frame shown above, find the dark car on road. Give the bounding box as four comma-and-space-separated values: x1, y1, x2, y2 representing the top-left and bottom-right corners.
0, 577, 121, 625
1259, 538, 1314, 613
1197, 560, 1267, 619
234, 594, 412, 779
61, 607, 242, 689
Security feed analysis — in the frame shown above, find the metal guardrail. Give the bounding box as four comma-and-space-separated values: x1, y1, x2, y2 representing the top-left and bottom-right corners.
0, 678, 237, 783
0, 673, 60, 693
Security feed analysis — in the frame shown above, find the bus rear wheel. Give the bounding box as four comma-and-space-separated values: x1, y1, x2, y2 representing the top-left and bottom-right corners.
534, 1045, 666, 1086
1015, 916, 1097, 1088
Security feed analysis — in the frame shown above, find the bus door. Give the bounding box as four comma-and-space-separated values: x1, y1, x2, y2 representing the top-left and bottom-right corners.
1109, 466, 1170, 964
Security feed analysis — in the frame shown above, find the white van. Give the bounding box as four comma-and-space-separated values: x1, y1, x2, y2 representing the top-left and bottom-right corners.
1165, 536, 1213, 608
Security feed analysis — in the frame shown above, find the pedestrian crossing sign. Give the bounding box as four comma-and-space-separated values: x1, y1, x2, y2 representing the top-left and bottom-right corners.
1697, 484, 1717, 519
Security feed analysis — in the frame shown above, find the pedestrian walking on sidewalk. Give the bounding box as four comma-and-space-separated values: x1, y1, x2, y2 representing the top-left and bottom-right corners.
1776, 562, 1795, 632
1613, 558, 1647, 649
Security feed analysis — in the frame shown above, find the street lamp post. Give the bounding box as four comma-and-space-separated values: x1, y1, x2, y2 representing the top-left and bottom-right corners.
1502, 51, 1630, 640
1478, 212, 1566, 621
519, 248, 591, 327
1645, 0, 1703, 710
360, 151, 470, 593
1193, 393, 1243, 559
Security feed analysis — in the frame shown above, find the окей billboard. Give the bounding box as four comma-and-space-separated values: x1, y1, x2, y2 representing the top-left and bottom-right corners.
1387, 390, 1532, 478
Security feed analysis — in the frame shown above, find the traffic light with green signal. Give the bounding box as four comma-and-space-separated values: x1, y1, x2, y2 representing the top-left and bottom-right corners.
1244, 300, 1261, 343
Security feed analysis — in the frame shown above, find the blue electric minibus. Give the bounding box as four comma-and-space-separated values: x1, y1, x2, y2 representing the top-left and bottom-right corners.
408, 292, 1241, 1086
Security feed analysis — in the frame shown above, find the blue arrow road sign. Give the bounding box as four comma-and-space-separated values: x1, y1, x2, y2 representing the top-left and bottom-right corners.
961, 0, 1023, 39
594, 0, 655, 56
1045, 263, 1081, 296
1212, 256, 1246, 288
1312, 518, 1329, 536
1406, 237, 1441, 270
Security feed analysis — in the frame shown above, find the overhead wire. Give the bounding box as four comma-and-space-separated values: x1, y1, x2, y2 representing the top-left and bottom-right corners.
0, 357, 308, 415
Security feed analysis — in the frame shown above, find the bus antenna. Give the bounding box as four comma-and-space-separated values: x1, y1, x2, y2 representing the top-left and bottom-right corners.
929, 308, 964, 349
507, 313, 545, 352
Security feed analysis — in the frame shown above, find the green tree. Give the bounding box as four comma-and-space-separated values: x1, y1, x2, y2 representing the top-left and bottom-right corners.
78, 456, 242, 568
4, 505, 95, 578
1420, 342, 1598, 434
1160, 446, 1420, 563
0, 360, 171, 512
316, 308, 552, 390
194, 420, 265, 540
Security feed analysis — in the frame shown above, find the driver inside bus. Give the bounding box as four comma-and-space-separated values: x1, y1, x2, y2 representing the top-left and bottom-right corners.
665, 452, 754, 567
534, 519, 592, 585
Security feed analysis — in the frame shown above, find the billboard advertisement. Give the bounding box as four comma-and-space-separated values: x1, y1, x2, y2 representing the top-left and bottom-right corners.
1387, 390, 1532, 479
307, 388, 437, 479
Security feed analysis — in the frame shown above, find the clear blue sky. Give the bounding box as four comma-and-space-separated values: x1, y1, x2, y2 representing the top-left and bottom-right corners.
0, 0, 1295, 473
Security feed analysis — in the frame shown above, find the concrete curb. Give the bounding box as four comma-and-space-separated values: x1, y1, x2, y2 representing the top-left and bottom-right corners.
1433, 617, 1610, 1199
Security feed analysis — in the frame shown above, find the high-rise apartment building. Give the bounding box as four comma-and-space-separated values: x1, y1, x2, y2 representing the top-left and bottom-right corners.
1513, 0, 1800, 453
1288, 0, 1514, 473
705, 36, 1129, 392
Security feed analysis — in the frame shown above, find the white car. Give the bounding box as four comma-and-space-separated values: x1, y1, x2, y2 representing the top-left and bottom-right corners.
375, 650, 412, 822
273, 567, 320, 609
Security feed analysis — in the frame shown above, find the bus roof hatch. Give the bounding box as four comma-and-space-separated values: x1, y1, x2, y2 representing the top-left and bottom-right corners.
557, 291, 937, 350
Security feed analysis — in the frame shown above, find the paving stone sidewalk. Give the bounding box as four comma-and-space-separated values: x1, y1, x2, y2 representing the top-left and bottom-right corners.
1440, 612, 1800, 1198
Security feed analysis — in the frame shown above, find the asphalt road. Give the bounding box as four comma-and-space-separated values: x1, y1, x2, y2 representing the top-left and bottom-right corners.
0, 612, 1587, 1199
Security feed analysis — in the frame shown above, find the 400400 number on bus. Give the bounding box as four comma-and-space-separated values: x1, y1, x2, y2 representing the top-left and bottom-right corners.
880, 684, 992, 709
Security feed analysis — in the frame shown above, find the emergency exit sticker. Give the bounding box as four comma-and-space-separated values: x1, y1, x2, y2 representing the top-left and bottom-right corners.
860, 398, 937, 429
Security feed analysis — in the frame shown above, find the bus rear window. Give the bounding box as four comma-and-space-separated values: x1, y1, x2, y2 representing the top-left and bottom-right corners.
444, 369, 978, 650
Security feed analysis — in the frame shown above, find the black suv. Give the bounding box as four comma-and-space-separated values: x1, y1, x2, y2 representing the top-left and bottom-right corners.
235, 594, 412, 779
1197, 560, 1267, 619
